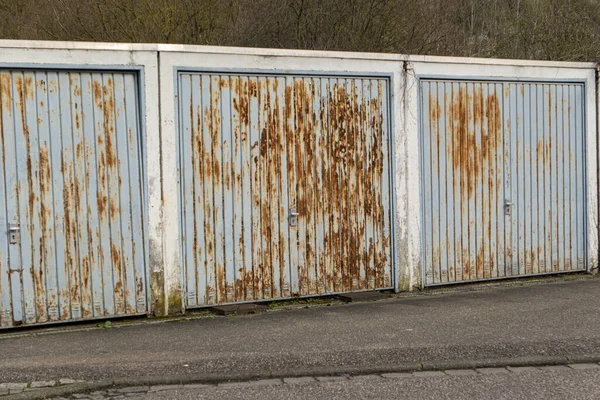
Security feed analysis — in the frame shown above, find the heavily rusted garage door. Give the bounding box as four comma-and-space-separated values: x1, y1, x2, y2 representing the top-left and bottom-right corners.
179, 73, 393, 306
0, 70, 148, 327
420, 79, 586, 285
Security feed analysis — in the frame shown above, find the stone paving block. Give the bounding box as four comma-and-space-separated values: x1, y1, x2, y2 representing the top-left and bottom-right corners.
475, 368, 510, 375
117, 386, 149, 394
507, 366, 539, 373
413, 371, 447, 378
350, 375, 384, 381
0, 389, 9, 396
315, 376, 348, 382
445, 369, 479, 376
59, 378, 84, 385
30, 380, 56, 388
568, 363, 600, 370
183, 384, 212, 389
218, 381, 253, 388
9, 389, 25, 395
283, 377, 316, 384
381, 372, 413, 379
150, 385, 184, 392
245, 379, 283, 386
538, 365, 571, 372
0, 383, 27, 390
71, 394, 90, 399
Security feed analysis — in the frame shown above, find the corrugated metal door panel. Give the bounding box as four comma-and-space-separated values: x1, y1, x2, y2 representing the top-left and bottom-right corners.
0, 73, 17, 326
0, 69, 147, 327
421, 79, 586, 286
180, 72, 393, 307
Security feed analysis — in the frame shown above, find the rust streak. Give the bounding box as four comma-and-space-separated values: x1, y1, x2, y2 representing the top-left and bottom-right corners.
24, 76, 34, 100
103, 82, 117, 169
93, 81, 103, 108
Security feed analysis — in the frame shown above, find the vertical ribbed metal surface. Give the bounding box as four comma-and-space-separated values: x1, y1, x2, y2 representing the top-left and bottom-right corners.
421, 79, 586, 286
0, 70, 147, 327
179, 73, 393, 306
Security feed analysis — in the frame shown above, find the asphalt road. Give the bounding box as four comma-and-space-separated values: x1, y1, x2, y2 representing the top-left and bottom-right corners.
1, 277, 599, 386
99, 368, 600, 400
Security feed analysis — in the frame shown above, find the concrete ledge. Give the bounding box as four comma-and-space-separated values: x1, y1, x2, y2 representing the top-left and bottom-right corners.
337, 292, 389, 302
209, 304, 267, 316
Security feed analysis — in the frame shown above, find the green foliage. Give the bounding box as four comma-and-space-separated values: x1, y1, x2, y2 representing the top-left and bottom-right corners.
0, 0, 598, 61
97, 320, 112, 329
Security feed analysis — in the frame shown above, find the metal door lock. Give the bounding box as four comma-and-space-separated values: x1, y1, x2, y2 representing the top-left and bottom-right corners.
504, 200, 513, 216
8, 223, 19, 245
289, 208, 299, 227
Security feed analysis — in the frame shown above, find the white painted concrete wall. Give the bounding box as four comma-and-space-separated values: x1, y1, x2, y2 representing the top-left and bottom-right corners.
0, 40, 597, 315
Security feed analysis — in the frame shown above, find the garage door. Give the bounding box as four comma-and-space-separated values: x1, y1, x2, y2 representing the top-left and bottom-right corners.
420, 79, 586, 285
0, 70, 148, 327
178, 72, 393, 306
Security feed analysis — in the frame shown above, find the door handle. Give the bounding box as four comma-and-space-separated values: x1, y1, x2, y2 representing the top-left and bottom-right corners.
8, 223, 19, 245
504, 200, 513, 216
289, 208, 299, 227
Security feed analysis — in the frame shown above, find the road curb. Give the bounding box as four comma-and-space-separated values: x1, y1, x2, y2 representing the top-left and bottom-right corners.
8, 354, 600, 400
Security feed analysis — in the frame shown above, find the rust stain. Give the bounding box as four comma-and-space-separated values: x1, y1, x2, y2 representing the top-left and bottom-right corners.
14, 74, 48, 321
1, 74, 12, 113
452, 86, 474, 199
449, 86, 502, 201
97, 192, 108, 218
24, 76, 34, 100
39, 142, 53, 321
63, 158, 81, 319
136, 277, 144, 301
537, 139, 544, 163
103, 82, 117, 169
93, 81, 103, 108
261, 77, 275, 298
216, 263, 225, 303
233, 81, 250, 126
429, 93, 442, 122
39, 145, 51, 190
48, 79, 57, 94
81, 255, 92, 318
109, 198, 118, 220
111, 243, 121, 272
249, 79, 258, 97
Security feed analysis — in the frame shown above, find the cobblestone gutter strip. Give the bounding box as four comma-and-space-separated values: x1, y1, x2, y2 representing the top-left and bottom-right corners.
33, 363, 600, 400
6, 356, 600, 400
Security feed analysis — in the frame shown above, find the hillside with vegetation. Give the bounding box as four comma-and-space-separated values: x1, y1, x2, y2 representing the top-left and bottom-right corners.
1, 0, 599, 61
